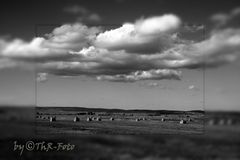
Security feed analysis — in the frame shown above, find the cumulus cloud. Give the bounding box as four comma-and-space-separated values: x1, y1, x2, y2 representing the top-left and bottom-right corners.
37, 73, 48, 83
135, 15, 181, 34
95, 14, 181, 54
1, 38, 49, 60
181, 29, 240, 68
44, 23, 101, 51
0, 23, 101, 62
188, 85, 200, 91
63, 5, 102, 22
96, 69, 181, 82
36, 28, 240, 80
0, 13, 240, 83
136, 28, 240, 69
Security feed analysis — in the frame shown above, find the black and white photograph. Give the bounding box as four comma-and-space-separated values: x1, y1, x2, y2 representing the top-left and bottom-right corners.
0, 0, 240, 159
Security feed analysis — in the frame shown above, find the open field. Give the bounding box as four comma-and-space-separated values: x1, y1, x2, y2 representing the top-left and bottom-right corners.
0, 107, 240, 160
35, 107, 204, 135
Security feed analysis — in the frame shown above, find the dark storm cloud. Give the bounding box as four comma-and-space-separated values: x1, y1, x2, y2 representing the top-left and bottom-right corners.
0, 12, 240, 82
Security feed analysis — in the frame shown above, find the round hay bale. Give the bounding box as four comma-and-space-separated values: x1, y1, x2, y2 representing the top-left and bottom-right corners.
161, 118, 165, 122
135, 118, 140, 122
179, 119, 187, 124
86, 117, 92, 121
73, 116, 80, 122
110, 117, 114, 121
142, 117, 146, 121
49, 116, 56, 122
96, 117, 101, 121
187, 118, 192, 122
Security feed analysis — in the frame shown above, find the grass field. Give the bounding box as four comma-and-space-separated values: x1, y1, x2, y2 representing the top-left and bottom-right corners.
0, 107, 240, 160
35, 107, 204, 135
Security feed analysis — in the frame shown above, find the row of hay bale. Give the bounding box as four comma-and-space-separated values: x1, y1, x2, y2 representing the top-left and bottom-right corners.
45, 116, 116, 122
134, 117, 188, 124
86, 117, 116, 121
160, 118, 190, 124
78, 116, 116, 122
39, 116, 145, 122
47, 116, 147, 122
38, 115, 190, 124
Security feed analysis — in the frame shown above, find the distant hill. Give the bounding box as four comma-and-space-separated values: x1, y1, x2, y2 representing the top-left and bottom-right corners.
36, 106, 205, 115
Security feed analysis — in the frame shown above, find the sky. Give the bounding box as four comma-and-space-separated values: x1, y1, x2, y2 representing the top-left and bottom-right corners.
0, 0, 240, 111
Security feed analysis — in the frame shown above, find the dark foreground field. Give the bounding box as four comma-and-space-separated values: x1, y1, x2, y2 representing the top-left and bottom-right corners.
0, 107, 240, 160
35, 107, 204, 135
